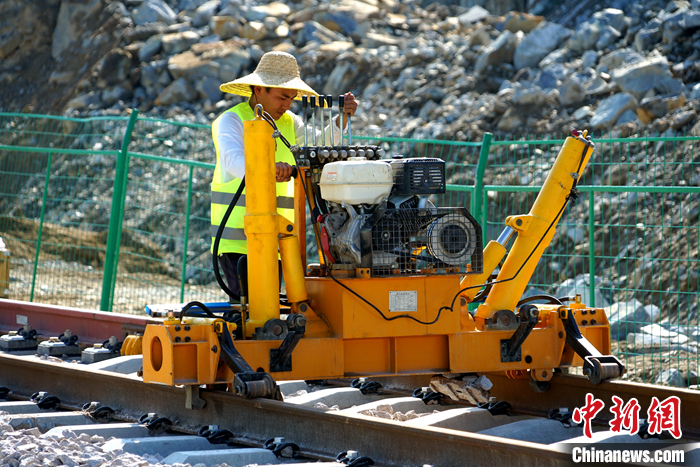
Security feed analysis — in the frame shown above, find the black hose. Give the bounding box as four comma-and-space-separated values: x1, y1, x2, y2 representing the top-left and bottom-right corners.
212, 178, 246, 301
517, 294, 565, 306
182, 301, 217, 318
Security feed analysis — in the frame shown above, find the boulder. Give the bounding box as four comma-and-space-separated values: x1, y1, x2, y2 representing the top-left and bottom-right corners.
123, 23, 167, 44
496, 108, 523, 132
457, 5, 490, 26
605, 299, 657, 341
591, 8, 628, 34
595, 25, 622, 50
132, 0, 177, 26
539, 47, 570, 68
558, 75, 586, 107
475, 30, 519, 74
97, 48, 132, 87
178, 0, 208, 11
195, 76, 222, 101
611, 56, 680, 101
598, 48, 643, 72
655, 369, 687, 387
65, 91, 102, 111
581, 50, 597, 69
240, 21, 266, 41
102, 84, 133, 106
615, 109, 639, 126
162, 31, 200, 55
513, 22, 571, 71
534, 69, 559, 90
572, 106, 594, 120
210, 16, 239, 40
670, 110, 697, 130
362, 32, 401, 48
589, 93, 637, 130
568, 21, 601, 53
322, 61, 359, 96
313, 9, 359, 37
637, 94, 686, 124
247, 2, 291, 20
140, 60, 172, 96
661, 9, 686, 45
511, 86, 547, 106
138, 34, 163, 63
298, 21, 348, 46
502, 11, 544, 33
154, 77, 197, 106
192, 0, 219, 28
634, 18, 663, 52
168, 51, 220, 81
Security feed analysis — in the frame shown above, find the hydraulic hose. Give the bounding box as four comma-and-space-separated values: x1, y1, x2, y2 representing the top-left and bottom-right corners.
212, 177, 246, 301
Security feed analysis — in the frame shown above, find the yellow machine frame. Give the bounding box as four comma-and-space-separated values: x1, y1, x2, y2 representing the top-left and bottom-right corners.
143, 112, 623, 397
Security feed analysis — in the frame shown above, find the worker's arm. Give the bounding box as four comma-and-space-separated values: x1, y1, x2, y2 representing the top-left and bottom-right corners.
216, 112, 246, 184
218, 112, 293, 183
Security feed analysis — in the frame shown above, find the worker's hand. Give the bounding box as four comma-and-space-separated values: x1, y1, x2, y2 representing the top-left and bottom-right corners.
276, 162, 293, 182
337, 92, 358, 130
343, 92, 358, 117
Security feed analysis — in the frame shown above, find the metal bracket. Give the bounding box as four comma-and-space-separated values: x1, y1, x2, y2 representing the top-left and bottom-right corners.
501, 304, 538, 362
185, 385, 206, 410
561, 308, 626, 384
219, 321, 282, 400
269, 314, 306, 372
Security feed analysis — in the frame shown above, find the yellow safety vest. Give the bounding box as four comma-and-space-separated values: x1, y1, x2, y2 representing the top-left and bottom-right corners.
210, 102, 296, 254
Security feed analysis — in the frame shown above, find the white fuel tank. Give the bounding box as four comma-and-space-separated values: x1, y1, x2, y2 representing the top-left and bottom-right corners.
319, 158, 393, 205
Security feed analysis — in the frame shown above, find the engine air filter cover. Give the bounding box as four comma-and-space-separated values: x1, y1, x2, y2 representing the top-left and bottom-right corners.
389, 158, 445, 195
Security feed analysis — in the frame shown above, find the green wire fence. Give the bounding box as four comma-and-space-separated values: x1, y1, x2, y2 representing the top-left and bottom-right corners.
0, 112, 698, 388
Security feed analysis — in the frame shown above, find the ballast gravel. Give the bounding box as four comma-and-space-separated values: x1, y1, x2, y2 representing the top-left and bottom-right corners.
0, 415, 247, 467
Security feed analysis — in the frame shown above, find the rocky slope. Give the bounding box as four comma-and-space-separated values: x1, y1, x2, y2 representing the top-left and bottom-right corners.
2, 0, 700, 139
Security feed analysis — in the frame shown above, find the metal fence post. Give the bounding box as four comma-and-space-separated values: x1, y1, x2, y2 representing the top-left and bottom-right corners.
180, 166, 194, 302
100, 109, 139, 312
29, 150, 53, 302
588, 190, 596, 306
473, 133, 492, 240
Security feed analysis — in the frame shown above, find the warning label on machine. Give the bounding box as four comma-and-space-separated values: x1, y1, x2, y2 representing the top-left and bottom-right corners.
389, 291, 418, 312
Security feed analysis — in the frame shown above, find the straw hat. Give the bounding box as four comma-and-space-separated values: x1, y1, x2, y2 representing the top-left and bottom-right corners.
220, 51, 320, 102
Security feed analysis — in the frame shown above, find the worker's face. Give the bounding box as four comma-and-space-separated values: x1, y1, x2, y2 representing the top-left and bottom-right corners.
254, 87, 297, 120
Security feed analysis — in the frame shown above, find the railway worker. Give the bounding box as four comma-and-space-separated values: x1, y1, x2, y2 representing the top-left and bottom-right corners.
210, 50, 358, 300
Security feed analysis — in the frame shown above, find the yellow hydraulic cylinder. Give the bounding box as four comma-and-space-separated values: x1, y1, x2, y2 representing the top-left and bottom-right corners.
243, 115, 280, 336
279, 234, 308, 304
474, 133, 594, 328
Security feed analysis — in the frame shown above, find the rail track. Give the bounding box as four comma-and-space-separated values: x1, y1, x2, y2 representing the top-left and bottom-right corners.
0, 299, 697, 467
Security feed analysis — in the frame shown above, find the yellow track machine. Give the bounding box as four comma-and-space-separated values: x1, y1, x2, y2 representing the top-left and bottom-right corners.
142, 104, 624, 402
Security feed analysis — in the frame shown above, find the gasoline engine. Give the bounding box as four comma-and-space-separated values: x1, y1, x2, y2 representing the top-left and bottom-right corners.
313, 156, 482, 276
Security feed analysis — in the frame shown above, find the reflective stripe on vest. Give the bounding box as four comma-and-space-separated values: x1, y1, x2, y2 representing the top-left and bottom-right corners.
210, 102, 296, 255
210, 192, 295, 210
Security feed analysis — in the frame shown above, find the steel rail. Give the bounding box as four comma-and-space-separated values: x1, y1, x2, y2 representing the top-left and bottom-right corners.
0, 352, 574, 467
364, 373, 700, 440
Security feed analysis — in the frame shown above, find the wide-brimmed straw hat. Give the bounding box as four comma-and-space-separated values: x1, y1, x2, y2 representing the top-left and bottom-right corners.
220, 51, 321, 102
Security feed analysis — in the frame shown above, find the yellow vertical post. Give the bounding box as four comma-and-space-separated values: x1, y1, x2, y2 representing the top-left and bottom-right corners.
243, 116, 280, 336
474, 133, 594, 328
